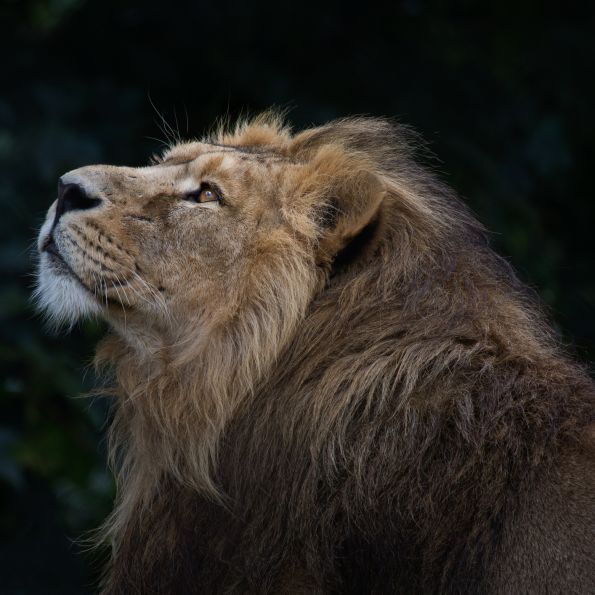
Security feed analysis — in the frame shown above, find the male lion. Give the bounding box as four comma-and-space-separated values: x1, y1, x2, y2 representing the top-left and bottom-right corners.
36, 114, 594, 594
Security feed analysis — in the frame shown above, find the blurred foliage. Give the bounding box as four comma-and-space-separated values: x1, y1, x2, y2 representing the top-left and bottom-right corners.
1, 1, 594, 592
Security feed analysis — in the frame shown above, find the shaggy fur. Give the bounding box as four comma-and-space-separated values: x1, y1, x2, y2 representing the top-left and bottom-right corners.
36, 114, 594, 594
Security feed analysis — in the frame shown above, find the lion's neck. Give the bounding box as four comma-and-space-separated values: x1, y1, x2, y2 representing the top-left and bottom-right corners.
99, 256, 322, 508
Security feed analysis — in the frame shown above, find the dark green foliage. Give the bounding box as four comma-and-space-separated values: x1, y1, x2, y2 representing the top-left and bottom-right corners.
0, 2, 593, 591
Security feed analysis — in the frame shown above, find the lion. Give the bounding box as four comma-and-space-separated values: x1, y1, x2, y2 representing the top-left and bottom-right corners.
36, 113, 594, 594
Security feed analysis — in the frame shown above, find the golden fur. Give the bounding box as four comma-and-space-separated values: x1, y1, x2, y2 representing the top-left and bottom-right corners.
36, 113, 595, 593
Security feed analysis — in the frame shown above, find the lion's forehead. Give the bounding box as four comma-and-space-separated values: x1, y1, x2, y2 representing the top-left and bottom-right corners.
153, 142, 292, 197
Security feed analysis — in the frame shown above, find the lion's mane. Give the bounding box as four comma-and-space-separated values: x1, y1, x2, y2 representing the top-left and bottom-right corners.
95, 116, 594, 594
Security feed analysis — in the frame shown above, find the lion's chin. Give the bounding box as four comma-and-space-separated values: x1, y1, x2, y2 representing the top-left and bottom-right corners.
34, 252, 100, 329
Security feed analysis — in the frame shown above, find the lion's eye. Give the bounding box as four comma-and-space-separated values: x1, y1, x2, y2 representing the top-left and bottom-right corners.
185, 184, 222, 204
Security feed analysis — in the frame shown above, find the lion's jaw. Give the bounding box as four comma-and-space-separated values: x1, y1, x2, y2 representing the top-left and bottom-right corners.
36, 196, 103, 327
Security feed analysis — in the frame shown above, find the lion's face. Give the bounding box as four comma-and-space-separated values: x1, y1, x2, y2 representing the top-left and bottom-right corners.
37, 141, 309, 332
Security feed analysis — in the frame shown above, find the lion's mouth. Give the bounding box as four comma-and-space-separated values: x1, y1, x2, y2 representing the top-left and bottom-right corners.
42, 234, 69, 271
41, 234, 60, 258
41, 233, 133, 311
41, 234, 95, 294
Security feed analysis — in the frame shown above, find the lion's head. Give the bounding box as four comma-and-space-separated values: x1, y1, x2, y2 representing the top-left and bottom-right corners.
35, 114, 396, 335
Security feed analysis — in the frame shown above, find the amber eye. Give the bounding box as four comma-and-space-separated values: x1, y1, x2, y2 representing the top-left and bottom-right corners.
185, 184, 222, 204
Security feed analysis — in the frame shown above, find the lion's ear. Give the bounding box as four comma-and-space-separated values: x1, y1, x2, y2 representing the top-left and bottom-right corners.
289, 130, 387, 263
316, 160, 385, 238
319, 172, 385, 266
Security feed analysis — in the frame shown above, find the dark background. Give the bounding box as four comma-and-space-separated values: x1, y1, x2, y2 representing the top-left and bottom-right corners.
1, 1, 594, 592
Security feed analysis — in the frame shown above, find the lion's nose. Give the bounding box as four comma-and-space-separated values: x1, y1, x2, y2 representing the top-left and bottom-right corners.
54, 179, 102, 223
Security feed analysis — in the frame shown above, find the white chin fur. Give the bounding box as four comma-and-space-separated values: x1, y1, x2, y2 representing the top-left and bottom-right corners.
34, 253, 100, 329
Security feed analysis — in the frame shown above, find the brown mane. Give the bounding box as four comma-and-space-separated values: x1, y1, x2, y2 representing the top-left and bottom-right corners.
54, 115, 593, 593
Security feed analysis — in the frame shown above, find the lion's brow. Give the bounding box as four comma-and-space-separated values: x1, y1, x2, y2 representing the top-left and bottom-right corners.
205, 143, 295, 162
162, 144, 295, 165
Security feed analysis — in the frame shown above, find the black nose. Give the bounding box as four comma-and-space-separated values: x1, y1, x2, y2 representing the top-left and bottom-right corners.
54, 179, 102, 224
